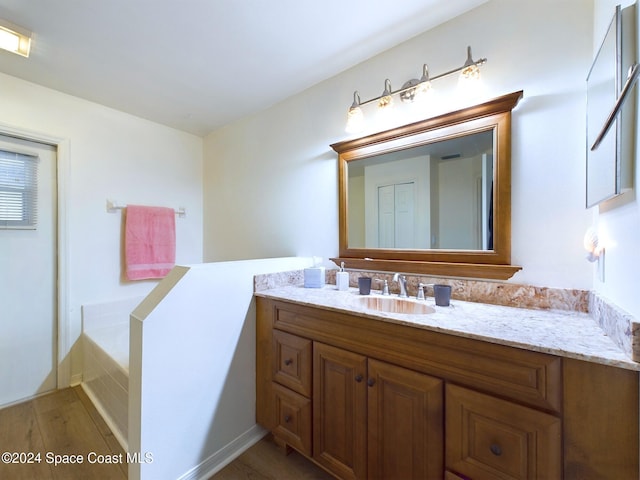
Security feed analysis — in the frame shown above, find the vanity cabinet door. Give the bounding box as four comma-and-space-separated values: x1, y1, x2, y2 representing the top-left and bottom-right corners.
313, 342, 367, 480
367, 359, 444, 480
446, 384, 561, 480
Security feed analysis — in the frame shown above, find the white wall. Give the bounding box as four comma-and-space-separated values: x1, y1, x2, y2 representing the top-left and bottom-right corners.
128, 257, 313, 480
0, 72, 204, 385
203, 0, 594, 291
592, 0, 640, 320
203, 106, 338, 262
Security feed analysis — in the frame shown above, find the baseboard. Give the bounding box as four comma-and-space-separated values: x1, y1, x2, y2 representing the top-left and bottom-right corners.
80, 382, 128, 451
177, 424, 268, 480
69, 372, 83, 387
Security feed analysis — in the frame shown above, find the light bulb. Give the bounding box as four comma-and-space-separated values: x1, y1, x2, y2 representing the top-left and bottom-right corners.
415, 80, 433, 102
345, 91, 364, 133
346, 106, 364, 133
378, 95, 393, 109
378, 79, 394, 110
460, 64, 481, 81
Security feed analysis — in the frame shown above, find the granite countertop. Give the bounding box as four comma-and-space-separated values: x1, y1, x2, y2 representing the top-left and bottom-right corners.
255, 285, 639, 371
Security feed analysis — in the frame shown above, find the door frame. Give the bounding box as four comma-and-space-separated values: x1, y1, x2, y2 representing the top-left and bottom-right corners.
0, 122, 71, 389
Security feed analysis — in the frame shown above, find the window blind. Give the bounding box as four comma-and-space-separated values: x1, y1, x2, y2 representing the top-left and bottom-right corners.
0, 149, 38, 229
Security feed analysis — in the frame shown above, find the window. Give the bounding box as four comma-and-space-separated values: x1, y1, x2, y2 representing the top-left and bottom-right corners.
0, 149, 38, 229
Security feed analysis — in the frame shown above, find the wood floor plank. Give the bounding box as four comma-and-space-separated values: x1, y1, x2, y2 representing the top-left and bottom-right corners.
73, 386, 127, 478
4, 388, 334, 480
212, 460, 272, 480
74, 388, 125, 459
0, 401, 54, 480
31, 387, 79, 415
35, 390, 126, 480
212, 436, 335, 480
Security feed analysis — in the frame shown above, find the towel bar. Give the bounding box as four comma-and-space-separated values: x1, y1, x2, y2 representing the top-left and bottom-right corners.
106, 199, 186, 218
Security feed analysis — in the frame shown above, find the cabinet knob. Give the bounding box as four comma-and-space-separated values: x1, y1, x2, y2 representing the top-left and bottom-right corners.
367, 378, 376, 387
284, 358, 293, 366
489, 444, 502, 456
284, 415, 291, 423
355, 374, 363, 382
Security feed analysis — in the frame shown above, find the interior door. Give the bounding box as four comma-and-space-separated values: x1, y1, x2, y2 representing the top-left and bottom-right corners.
378, 184, 395, 248
394, 182, 415, 248
0, 135, 57, 406
377, 182, 415, 248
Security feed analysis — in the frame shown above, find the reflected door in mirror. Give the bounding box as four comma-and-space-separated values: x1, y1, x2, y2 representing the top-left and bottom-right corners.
347, 130, 493, 251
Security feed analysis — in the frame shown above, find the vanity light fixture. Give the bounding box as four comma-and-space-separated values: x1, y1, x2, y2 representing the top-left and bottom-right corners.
378, 79, 394, 109
0, 19, 31, 57
345, 45, 486, 132
460, 46, 481, 81
400, 64, 432, 103
416, 63, 433, 100
346, 91, 364, 133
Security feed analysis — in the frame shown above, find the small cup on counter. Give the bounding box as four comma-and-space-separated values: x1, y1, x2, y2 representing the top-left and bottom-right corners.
434, 284, 452, 306
358, 277, 372, 295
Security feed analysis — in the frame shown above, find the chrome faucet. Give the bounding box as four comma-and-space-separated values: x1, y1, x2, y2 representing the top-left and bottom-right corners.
392, 273, 408, 298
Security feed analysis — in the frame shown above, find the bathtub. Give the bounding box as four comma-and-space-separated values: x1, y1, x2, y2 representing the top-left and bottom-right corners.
82, 296, 143, 450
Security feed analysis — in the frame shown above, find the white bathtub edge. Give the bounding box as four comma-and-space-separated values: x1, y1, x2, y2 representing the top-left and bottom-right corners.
81, 382, 128, 451
177, 424, 267, 480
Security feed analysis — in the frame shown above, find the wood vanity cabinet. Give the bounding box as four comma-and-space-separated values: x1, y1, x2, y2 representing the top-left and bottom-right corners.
269, 329, 312, 454
256, 297, 639, 480
313, 342, 444, 479
446, 384, 561, 478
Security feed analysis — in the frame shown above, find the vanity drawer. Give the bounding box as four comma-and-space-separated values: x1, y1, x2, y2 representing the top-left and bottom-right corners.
446, 384, 561, 480
272, 330, 312, 397
427, 338, 562, 412
272, 382, 312, 455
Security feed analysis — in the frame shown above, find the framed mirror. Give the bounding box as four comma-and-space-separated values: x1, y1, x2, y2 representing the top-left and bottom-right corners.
585, 4, 636, 208
586, 5, 622, 207
331, 91, 523, 280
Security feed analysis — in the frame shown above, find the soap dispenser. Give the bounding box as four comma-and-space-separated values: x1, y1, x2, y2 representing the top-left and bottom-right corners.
336, 262, 349, 291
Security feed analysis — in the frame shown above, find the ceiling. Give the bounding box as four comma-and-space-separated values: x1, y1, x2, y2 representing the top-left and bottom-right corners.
0, 0, 487, 137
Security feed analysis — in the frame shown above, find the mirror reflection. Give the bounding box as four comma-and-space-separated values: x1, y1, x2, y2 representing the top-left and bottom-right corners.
347, 130, 494, 251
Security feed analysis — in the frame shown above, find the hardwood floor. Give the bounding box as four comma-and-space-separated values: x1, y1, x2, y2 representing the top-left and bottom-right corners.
0, 386, 126, 480
210, 435, 334, 480
1, 387, 333, 480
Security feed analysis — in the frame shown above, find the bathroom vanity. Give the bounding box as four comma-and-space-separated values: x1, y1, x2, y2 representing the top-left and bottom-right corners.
255, 286, 639, 479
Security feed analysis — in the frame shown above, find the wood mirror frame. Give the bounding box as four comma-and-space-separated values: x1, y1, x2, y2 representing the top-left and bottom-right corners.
331, 90, 523, 280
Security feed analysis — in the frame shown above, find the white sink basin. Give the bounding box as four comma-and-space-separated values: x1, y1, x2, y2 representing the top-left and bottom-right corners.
355, 296, 435, 315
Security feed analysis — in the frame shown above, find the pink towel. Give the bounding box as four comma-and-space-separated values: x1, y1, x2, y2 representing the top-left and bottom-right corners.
125, 205, 176, 280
